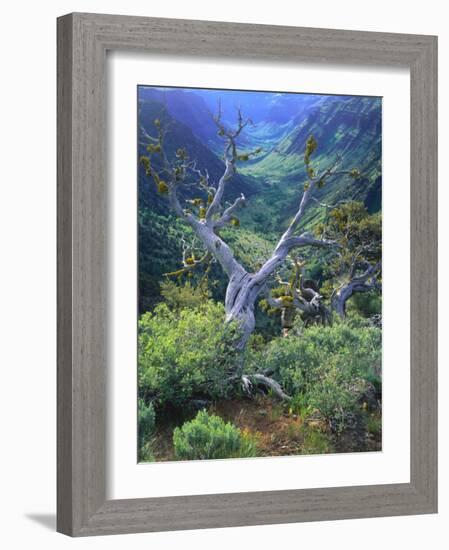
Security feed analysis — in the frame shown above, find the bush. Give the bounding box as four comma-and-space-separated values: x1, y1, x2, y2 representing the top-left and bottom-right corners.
251, 322, 381, 429
138, 399, 155, 446
138, 301, 241, 409
366, 413, 382, 437
173, 410, 258, 460
299, 425, 334, 455
305, 361, 360, 432
160, 279, 211, 310
138, 399, 156, 462
348, 290, 382, 317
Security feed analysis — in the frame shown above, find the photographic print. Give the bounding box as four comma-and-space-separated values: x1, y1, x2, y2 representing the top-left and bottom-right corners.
137, 86, 382, 463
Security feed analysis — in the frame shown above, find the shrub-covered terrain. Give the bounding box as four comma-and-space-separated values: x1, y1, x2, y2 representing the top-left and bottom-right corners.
138, 298, 382, 461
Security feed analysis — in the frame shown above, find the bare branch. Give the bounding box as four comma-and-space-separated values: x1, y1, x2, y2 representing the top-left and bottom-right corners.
282, 182, 316, 240
206, 108, 253, 223
284, 234, 338, 249
252, 233, 336, 287
241, 374, 291, 401
264, 288, 283, 309
264, 264, 328, 321
167, 185, 198, 225
205, 159, 235, 221
163, 236, 211, 277
332, 261, 382, 318
139, 124, 159, 144
213, 193, 246, 229
311, 196, 348, 210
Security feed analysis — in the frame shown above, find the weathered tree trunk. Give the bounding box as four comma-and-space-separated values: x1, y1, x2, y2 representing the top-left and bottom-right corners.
332, 282, 364, 318
332, 263, 381, 318
224, 272, 261, 350
222, 233, 333, 350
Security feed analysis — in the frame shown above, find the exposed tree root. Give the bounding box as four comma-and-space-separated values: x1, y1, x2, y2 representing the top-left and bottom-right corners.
241, 374, 291, 401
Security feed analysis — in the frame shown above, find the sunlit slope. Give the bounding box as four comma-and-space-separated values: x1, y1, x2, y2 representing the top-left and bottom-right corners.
238, 96, 381, 232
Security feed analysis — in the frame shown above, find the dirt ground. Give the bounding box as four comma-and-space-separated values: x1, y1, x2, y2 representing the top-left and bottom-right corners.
152, 396, 381, 461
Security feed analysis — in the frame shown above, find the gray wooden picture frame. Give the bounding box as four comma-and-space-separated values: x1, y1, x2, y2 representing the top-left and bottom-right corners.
57, 12, 438, 537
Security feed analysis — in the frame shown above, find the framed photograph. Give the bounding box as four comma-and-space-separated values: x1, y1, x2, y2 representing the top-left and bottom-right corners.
57, 13, 437, 536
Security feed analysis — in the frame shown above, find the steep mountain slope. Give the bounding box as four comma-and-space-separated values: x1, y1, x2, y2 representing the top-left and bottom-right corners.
138, 99, 259, 211
138, 87, 222, 149
137, 89, 382, 312
138, 98, 271, 311
139, 89, 381, 230
238, 95, 381, 231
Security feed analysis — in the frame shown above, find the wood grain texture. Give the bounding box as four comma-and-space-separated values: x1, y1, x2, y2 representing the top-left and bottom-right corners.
409, 35, 438, 508
57, 12, 438, 537
57, 13, 74, 536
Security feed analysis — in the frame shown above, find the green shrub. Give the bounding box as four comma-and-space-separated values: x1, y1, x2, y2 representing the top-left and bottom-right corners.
138, 399, 155, 446
287, 393, 314, 418
349, 291, 382, 316
138, 301, 241, 409
366, 413, 382, 436
139, 443, 155, 463
251, 323, 381, 429
305, 361, 359, 432
160, 279, 211, 310
300, 425, 334, 455
138, 399, 156, 462
173, 410, 258, 460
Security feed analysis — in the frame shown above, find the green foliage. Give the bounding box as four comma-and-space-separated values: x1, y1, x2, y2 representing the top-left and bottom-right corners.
139, 442, 155, 463
299, 425, 334, 455
138, 302, 241, 409
341, 310, 375, 329
307, 258, 324, 284
138, 399, 156, 462
138, 399, 156, 445
138, 209, 197, 312
251, 323, 381, 428
139, 155, 152, 176
349, 291, 382, 316
146, 143, 161, 153
304, 134, 318, 165
366, 413, 382, 436
315, 201, 382, 312
247, 332, 266, 352
258, 281, 297, 329
219, 227, 275, 272
305, 364, 359, 430
160, 279, 211, 310
157, 181, 169, 194
321, 202, 382, 265
287, 393, 314, 419
172, 410, 258, 460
